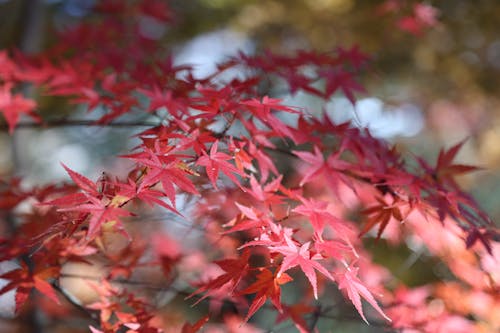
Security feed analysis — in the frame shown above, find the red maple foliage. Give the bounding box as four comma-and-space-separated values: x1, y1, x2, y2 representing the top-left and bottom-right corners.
0, 1, 498, 333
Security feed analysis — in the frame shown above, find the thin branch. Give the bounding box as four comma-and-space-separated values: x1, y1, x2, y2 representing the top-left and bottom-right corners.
52, 282, 100, 323
1, 119, 160, 130
59, 273, 189, 296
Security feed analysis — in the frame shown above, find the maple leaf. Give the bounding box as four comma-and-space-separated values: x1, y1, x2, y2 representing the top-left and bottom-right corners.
222, 202, 273, 235
336, 263, 390, 324
293, 197, 355, 242
292, 197, 331, 237
269, 235, 334, 299
276, 303, 316, 333
123, 146, 199, 207
0, 51, 17, 80
247, 141, 279, 181
465, 227, 494, 253
0, 178, 29, 209
239, 268, 293, 322
188, 249, 251, 304
139, 86, 187, 116
61, 163, 100, 197
279, 69, 322, 96
0, 83, 40, 133
181, 315, 209, 333
189, 85, 237, 119
152, 233, 182, 277
33, 275, 59, 304
60, 196, 132, 239
320, 68, 365, 103
432, 139, 481, 187
315, 237, 355, 262
240, 96, 299, 141
293, 145, 325, 186
0, 263, 60, 313
337, 45, 370, 70
245, 174, 283, 205
118, 178, 178, 214
360, 196, 406, 241
196, 141, 243, 189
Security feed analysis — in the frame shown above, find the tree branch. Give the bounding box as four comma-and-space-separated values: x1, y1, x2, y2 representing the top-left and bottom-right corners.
0, 120, 160, 131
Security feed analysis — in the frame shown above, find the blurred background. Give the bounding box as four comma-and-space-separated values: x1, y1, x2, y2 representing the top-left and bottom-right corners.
0, 0, 499, 331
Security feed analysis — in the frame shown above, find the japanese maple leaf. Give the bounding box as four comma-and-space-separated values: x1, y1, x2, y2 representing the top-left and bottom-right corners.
337, 45, 370, 70
0, 51, 18, 81
276, 303, 316, 333
240, 96, 299, 141
61, 163, 100, 197
178, 128, 217, 155
118, 178, 178, 214
105, 242, 147, 279
181, 316, 209, 333
196, 141, 243, 189
139, 86, 187, 116
0, 83, 40, 133
432, 139, 481, 187
248, 141, 279, 181
279, 69, 322, 96
189, 85, 237, 119
293, 197, 330, 237
397, 3, 439, 36
320, 69, 365, 103
0, 263, 60, 313
222, 201, 271, 234
315, 239, 354, 261
61, 196, 132, 239
0, 178, 29, 209
360, 196, 406, 241
336, 263, 391, 324
269, 235, 334, 299
229, 139, 255, 174
152, 233, 182, 277
188, 249, 251, 304
293, 197, 354, 241
293, 145, 325, 186
239, 268, 293, 322
240, 96, 297, 120
124, 146, 199, 207
246, 174, 283, 205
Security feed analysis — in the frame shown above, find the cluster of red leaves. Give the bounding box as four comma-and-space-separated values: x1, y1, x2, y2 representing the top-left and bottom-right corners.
0, 1, 498, 333
377, 0, 440, 36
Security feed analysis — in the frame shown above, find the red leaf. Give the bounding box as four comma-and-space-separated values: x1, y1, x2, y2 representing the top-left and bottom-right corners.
276, 303, 315, 333
33, 276, 59, 304
15, 286, 30, 314
188, 249, 251, 304
269, 235, 334, 299
293, 146, 325, 186
336, 263, 390, 324
0, 83, 40, 133
181, 315, 209, 333
196, 141, 243, 189
239, 268, 293, 322
61, 163, 99, 197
